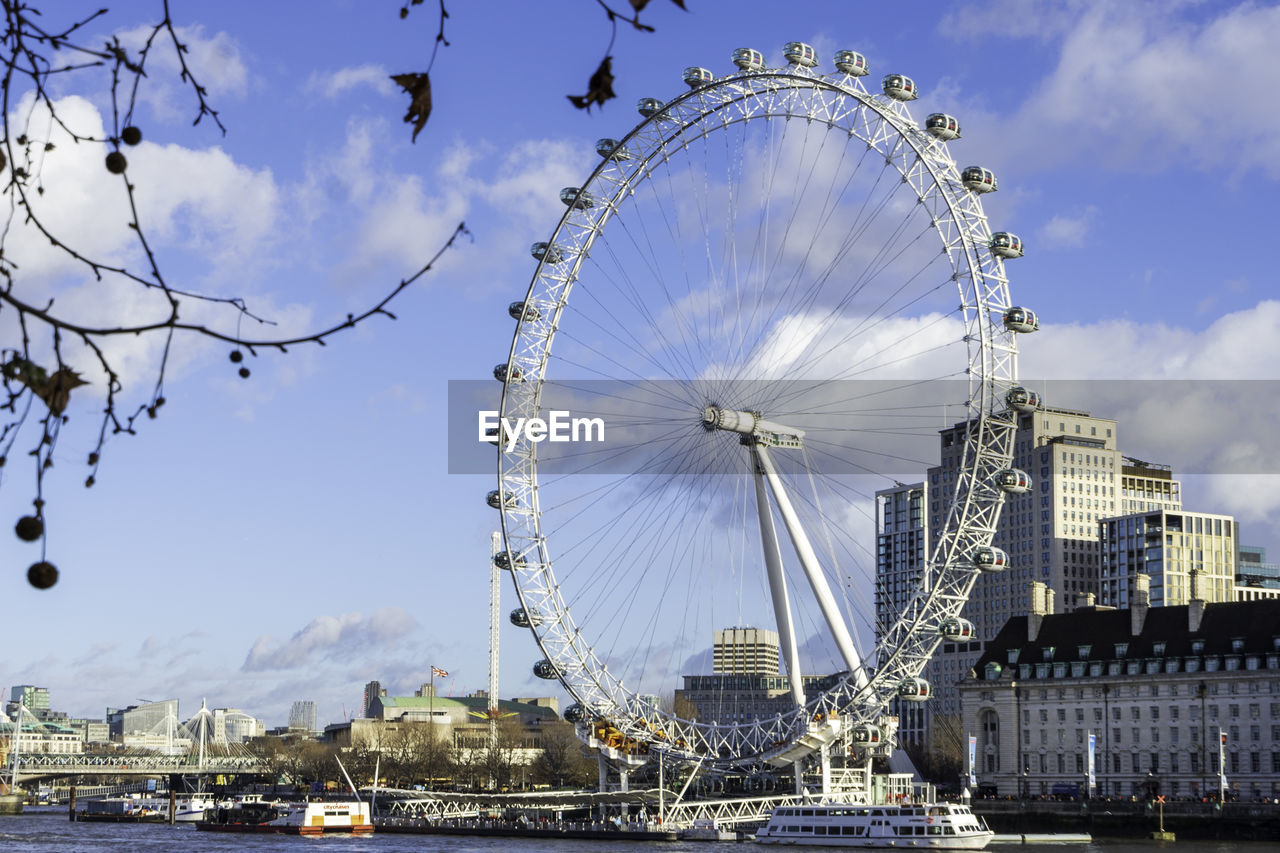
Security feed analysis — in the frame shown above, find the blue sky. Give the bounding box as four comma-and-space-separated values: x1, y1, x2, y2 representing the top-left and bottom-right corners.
4, 0, 1279, 728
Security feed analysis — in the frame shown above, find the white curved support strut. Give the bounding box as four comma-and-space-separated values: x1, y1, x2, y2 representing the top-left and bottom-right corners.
755, 444, 868, 688
752, 451, 806, 709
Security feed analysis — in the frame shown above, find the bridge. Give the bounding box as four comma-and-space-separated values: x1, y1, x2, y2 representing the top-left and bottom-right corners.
13, 753, 265, 781
377, 786, 805, 828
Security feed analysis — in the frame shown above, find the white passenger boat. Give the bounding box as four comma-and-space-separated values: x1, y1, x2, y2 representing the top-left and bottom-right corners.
197, 798, 372, 835
755, 801, 993, 849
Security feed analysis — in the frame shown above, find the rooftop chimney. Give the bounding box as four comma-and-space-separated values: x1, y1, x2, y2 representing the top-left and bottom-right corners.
1188, 597, 1206, 633
1027, 581, 1050, 642
1131, 573, 1151, 636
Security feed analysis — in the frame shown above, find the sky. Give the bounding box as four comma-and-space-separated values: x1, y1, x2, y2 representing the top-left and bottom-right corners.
3, 0, 1279, 730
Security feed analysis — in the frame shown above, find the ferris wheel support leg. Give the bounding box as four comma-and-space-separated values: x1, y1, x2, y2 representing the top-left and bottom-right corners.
820, 743, 832, 798
752, 451, 806, 708
755, 445, 867, 683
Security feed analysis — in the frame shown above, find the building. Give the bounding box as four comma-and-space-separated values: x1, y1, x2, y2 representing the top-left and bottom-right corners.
875, 482, 929, 750
107, 699, 178, 737
1236, 546, 1280, 601
922, 407, 1127, 745
362, 681, 386, 718
1100, 509, 1238, 608
6, 686, 51, 718
959, 581, 1280, 801
288, 700, 317, 732
1119, 459, 1182, 514
0, 718, 84, 755
713, 627, 781, 675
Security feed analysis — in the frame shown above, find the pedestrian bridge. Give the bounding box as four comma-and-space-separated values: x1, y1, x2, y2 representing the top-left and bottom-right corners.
13, 753, 264, 780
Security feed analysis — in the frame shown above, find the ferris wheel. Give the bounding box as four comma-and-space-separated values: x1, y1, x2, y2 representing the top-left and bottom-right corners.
491, 43, 1040, 771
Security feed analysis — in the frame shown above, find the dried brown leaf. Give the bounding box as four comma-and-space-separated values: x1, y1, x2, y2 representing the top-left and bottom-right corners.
567, 56, 616, 112
390, 72, 432, 142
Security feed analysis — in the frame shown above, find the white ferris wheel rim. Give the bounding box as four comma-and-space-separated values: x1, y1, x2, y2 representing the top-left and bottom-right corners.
495, 50, 1022, 769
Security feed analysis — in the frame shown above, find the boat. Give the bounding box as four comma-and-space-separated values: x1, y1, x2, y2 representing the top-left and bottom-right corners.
196, 799, 373, 835
679, 817, 740, 841
77, 797, 167, 823
755, 801, 993, 849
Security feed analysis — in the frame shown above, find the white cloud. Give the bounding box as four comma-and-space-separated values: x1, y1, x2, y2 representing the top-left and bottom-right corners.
1036, 205, 1097, 249
112, 24, 248, 124
242, 607, 417, 671
947, 2, 1280, 178
305, 65, 396, 99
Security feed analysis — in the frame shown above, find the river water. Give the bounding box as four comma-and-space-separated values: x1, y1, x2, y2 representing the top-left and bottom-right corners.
2, 811, 1278, 853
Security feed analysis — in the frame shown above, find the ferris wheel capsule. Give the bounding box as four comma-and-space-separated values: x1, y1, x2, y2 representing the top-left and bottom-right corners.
510, 607, 542, 628
897, 678, 931, 702
530, 241, 565, 264
784, 42, 818, 68
533, 659, 562, 680
882, 74, 918, 101
494, 550, 525, 571
939, 617, 975, 641
971, 546, 1009, 572
1005, 385, 1041, 414
989, 232, 1023, 259
994, 468, 1031, 494
494, 362, 523, 383
924, 113, 962, 141
732, 48, 766, 72
560, 187, 597, 209
563, 703, 588, 723
482, 425, 500, 445
850, 723, 882, 745
636, 97, 664, 118
1002, 306, 1040, 333
508, 301, 541, 322
682, 66, 714, 88
961, 166, 998, 193
486, 489, 516, 509
595, 138, 632, 160
833, 50, 868, 76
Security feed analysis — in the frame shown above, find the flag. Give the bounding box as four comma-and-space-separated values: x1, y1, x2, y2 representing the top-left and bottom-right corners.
431, 666, 449, 678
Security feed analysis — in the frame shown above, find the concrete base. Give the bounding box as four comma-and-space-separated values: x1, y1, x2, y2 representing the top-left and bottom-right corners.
1151, 830, 1177, 841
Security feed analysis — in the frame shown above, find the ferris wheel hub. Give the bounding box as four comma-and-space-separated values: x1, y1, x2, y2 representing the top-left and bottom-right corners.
701, 405, 805, 448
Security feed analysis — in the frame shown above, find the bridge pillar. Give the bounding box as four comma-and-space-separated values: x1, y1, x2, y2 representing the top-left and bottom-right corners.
168, 774, 178, 825
68, 785, 76, 822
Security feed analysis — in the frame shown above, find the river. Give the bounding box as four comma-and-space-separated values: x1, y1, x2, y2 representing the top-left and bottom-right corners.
2, 811, 1278, 853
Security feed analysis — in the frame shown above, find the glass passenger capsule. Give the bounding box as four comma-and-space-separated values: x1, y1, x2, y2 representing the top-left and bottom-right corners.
971, 546, 1009, 572
563, 703, 588, 723
850, 723, 882, 745
1002, 306, 1040, 333
482, 425, 500, 445
493, 550, 525, 571
682, 66, 714, 88
636, 97, 664, 118
595, 138, 631, 160
559, 187, 597, 209
533, 659, 562, 680
486, 489, 516, 509
924, 113, 961, 141
961, 166, 998, 193
508, 301, 541, 322
994, 468, 1031, 494
897, 678, 932, 702
784, 42, 818, 68
882, 74, 918, 101
989, 232, 1024, 259
530, 242, 565, 264
494, 362, 523, 383
1005, 385, 1041, 414
940, 617, 975, 641
732, 48, 765, 72
509, 607, 542, 628
833, 50, 868, 76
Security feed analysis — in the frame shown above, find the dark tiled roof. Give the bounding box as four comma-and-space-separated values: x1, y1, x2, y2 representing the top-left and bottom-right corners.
973, 599, 1280, 677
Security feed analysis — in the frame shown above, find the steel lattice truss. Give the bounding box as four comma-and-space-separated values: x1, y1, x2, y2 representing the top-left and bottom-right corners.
495, 53, 1023, 771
